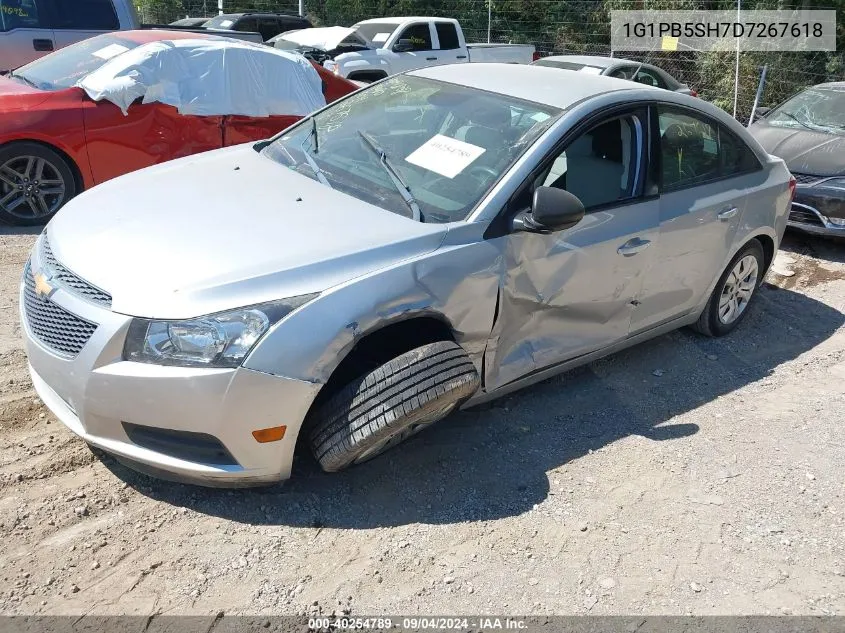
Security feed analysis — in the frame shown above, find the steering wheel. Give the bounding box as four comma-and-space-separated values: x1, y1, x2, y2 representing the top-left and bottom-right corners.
467, 165, 498, 182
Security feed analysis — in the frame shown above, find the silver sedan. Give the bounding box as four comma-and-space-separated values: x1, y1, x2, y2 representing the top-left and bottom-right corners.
20, 63, 793, 486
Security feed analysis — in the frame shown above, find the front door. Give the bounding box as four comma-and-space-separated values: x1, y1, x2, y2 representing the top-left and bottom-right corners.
485, 109, 661, 390
389, 22, 437, 74
82, 99, 224, 185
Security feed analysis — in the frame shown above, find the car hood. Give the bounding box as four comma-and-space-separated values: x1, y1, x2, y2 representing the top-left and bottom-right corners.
47, 145, 448, 319
278, 26, 358, 52
0, 75, 58, 110
750, 123, 845, 177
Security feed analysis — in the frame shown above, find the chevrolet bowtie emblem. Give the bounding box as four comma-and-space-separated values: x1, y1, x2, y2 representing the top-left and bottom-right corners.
33, 271, 54, 300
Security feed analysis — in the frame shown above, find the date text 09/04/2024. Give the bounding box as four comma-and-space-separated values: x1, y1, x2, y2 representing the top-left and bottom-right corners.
307, 618, 528, 630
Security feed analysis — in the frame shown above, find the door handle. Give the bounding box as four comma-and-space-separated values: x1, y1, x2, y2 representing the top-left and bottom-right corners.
617, 237, 651, 257
32, 38, 54, 52
426, 56, 438, 60
718, 206, 739, 221
456, 55, 467, 59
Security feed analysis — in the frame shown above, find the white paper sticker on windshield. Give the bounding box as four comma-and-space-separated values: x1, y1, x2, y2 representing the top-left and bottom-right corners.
92, 44, 129, 60
405, 134, 486, 179
371, 32, 391, 43
531, 112, 551, 122
219, 19, 234, 27
579, 66, 602, 74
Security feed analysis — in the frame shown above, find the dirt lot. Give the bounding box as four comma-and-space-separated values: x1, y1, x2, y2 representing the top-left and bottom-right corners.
1, 226, 844, 616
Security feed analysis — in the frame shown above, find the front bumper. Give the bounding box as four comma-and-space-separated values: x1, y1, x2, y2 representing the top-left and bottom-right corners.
787, 201, 845, 237
20, 261, 321, 487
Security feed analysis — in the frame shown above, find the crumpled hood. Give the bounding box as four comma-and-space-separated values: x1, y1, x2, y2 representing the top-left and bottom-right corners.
750, 123, 845, 176
278, 27, 358, 52
47, 145, 447, 319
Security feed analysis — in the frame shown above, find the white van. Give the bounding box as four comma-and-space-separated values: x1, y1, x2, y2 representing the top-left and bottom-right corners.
0, 0, 140, 72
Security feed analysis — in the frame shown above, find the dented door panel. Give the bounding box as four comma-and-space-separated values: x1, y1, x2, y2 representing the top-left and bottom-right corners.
82, 100, 224, 185
484, 199, 660, 391
223, 115, 301, 146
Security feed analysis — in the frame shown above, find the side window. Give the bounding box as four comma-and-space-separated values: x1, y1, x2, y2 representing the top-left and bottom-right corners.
0, 0, 44, 31
236, 17, 258, 33
257, 17, 279, 40
52, 0, 119, 30
720, 127, 761, 174
397, 23, 432, 51
658, 108, 720, 189
435, 22, 459, 50
541, 115, 642, 209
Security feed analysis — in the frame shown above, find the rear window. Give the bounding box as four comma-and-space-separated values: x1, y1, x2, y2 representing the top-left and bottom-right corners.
533, 59, 604, 75
12, 33, 137, 90
52, 0, 119, 30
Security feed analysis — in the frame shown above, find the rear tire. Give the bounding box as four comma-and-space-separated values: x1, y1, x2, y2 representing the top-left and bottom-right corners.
692, 239, 764, 337
0, 142, 77, 226
308, 341, 480, 472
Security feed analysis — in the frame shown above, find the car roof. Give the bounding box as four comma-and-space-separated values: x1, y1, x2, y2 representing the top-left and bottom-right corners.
411, 62, 661, 109
116, 29, 214, 43
355, 16, 449, 25
537, 54, 639, 68
217, 12, 306, 19
813, 82, 845, 90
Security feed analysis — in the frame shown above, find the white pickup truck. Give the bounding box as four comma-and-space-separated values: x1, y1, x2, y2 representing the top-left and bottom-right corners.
272, 17, 537, 83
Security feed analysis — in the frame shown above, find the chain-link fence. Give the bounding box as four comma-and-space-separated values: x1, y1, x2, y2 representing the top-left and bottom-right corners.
136, 0, 844, 124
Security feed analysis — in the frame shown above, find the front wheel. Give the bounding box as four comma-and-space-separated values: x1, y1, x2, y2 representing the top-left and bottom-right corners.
0, 142, 77, 226
693, 239, 764, 337
308, 340, 480, 472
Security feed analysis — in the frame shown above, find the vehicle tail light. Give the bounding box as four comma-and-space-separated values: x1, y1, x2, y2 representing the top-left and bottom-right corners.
789, 175, 797, 202
532, 51, 541, 62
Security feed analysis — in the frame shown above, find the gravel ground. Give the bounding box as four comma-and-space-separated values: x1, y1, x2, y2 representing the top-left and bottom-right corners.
1, 226, 844, 616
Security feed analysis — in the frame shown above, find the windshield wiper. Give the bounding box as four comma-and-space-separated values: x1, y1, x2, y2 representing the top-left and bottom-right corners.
357, 131, 421, 221
777, 110, 815, 131
300, 118, 332, 189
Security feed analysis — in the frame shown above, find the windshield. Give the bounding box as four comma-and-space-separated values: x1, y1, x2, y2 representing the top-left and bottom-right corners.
204, 15, 237, 29
12, 34, 139, 91
533, 59, 604, 74
767, 87, 845, 134
351, 22, 399, 45
262, 75, 560, 223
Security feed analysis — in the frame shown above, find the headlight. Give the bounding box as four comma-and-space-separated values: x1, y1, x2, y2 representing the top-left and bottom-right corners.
123, 295, 317, 368
827, 217, 845, 226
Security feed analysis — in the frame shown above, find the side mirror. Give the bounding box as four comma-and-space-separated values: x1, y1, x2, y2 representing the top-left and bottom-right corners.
513, 186, 585, 233
393, 38, 413, 52
752, 106, 771, 121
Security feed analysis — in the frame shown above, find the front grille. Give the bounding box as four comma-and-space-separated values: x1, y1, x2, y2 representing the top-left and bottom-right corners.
792, 173, 821, 185
789, 205, 825, 226
23, 264, 97, 357
41, 236, 112, 308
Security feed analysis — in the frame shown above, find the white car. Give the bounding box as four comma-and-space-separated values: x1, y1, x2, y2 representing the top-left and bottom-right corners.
21, 64, 792, 486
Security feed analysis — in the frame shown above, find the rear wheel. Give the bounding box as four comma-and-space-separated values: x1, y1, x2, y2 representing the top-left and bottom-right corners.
0, 143, 77, 226
308, 340, 480, 472
693, 239, 764, 337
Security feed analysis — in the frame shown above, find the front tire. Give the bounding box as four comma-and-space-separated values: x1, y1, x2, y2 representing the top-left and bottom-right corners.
693, 239, 764, 337
0, 142, 77, 226
308, 341, 480, 472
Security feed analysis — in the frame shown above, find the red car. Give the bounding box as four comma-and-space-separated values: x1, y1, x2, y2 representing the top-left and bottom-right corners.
0, 30, 359, 226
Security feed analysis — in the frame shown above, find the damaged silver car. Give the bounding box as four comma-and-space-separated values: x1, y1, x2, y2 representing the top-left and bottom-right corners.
21, 64, 794, 486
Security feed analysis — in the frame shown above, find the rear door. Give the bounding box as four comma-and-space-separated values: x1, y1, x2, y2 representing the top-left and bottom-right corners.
49, 0, 120, 52
433, 21, 466, 65
0, 0, 55, 71
632, 105, 763, 333
82, 99, 224, 185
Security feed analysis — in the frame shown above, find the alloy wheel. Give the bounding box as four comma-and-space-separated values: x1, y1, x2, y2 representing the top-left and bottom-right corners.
718, 254, 759, 325
0, 155, 67, 220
